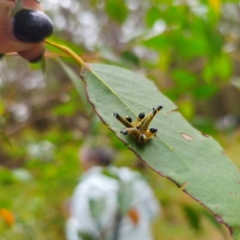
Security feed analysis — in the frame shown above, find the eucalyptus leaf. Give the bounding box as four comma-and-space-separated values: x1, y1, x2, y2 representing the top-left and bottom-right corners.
82, 64, 240, 238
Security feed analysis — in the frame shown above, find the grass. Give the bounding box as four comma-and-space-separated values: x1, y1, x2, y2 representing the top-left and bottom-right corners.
0, 129, 238, 239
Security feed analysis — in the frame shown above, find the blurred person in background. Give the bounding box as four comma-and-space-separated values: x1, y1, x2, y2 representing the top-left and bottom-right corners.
65, 143, 160, 240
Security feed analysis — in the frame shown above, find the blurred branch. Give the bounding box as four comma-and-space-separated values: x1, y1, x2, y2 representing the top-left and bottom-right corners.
45, 40, 90, 72
6, 52, 100, 62
5, 112, 52, 136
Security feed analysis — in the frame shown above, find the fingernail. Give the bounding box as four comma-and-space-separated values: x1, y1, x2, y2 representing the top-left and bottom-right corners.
13, 9, 54, 43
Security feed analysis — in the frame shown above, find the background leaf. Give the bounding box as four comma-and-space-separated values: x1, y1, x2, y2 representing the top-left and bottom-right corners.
10, 0, 23, 16
57, 58, 92, 116
105, 0, 129, 24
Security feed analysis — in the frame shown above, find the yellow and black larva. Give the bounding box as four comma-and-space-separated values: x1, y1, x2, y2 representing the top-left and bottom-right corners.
113, 105, 163, 144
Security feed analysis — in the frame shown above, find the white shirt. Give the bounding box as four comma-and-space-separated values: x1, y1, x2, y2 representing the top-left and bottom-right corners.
66, 166, 160, 240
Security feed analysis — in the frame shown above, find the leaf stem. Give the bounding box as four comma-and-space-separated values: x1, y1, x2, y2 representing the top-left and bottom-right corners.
44, 40, 90, 72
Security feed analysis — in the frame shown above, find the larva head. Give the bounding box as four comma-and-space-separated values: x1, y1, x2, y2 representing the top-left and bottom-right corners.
113, 112, 119, 118
139, 134, 148, 144
120, 130, 128, 135
150, 128, 158, 133
125, 116, 132, 122
138, 112, 145, 119
153, 105, 163, 115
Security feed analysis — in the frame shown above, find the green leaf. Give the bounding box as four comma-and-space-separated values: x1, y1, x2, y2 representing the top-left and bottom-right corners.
178, 100, 195, 120
53, 102, 76, 116
193, 84, 218, 99
145, 7, 161, 28
82, 64, 240, 238
172, 69, 197, 87
0, 101, 4, 116
56, 58, 92, 116
214, 54, 233, 80
202, 54, 233, 83
202, 64, 215, 83
0, 130, 12, 147
143, 34, 169, 51
0, 168, 16, 184
10, 0, 23, 16
105, 0, 129, 24
171, 31, 209, 59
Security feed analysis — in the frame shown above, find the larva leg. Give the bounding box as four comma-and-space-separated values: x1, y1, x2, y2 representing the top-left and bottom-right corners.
125, 116, 132, 123
113, 113, 134, 128
120, 127, 141, 140
140, 106, 162, 132
133, 112, 145, 126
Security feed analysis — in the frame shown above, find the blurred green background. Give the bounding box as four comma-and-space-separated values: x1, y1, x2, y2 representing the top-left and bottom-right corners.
1, 0, 240, 239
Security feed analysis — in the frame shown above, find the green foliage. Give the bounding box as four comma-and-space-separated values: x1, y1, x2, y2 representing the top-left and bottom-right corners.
105, 0, 129, 24
1, 0, 240, 239
57, 59, 92, 115
182, 205, 201, 231
78, 232, 96, 240
0, 131, 11, 147
145, 7, 161, 28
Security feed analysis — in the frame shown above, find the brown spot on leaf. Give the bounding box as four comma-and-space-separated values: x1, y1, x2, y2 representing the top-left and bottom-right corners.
183, 189, 200, 202
222, 151, 227, 157
157, 171, 166, 177
180, 182, 188, 190
215, 215, 224, 224
180, 133, 193, 141
164, 108, 178, 116
202, 133, 209, 138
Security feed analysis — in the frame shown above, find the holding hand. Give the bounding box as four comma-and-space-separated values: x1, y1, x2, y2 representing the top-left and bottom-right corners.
0, 0, 54, 62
